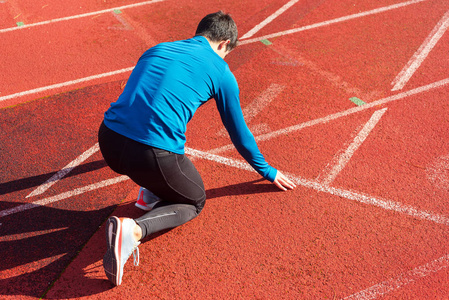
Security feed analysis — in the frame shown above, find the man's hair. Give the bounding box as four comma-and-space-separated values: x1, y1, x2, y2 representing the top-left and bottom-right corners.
195, 11, 238, 51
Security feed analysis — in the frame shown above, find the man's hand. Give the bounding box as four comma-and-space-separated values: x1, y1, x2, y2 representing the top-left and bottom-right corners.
273, 171, 296, 191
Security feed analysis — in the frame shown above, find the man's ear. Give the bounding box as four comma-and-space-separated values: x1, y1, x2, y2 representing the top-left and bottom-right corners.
218, 40, 231, 51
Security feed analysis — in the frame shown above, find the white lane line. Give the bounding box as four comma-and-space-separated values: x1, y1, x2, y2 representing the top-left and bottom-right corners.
3, 143, 449, 226
186, 148, 255, 173
5, 77, 444, 217
0, 0, 428, 104
109, 11, 133, 31
318, 108, 388, 185
206, 77, 449, 155
0, 67, 134, 103
242, 83, 285, 121
217, 83, 285, 136
26, 143, 100, 198
343, 254, 449, 299
255, 77, 449, 142
0, 175, 128, 218
239, 0, 427, 45
241, 0, 300, 39
391, 9, 449, 91
426, 154, 449, 190
185, 148, 449, 226
0, 0, 166, 34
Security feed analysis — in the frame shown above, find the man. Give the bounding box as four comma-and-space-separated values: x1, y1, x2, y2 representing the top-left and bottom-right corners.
98, 11, 296, 286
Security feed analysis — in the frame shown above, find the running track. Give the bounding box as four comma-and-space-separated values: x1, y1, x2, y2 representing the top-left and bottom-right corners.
1, 0, 448, 299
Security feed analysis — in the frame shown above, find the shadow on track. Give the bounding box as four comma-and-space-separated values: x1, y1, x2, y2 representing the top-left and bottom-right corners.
0, 160, 108, 196
0, 179, 279, 299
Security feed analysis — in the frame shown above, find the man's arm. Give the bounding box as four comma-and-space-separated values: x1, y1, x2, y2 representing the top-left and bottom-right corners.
214, 71, 295, 190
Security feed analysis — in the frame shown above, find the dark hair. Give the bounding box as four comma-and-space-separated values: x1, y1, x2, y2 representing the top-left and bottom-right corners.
195, 11, 238, 51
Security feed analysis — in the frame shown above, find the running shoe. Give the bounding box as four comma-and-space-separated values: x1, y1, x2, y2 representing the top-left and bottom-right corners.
135, 187, 161, 211
103, 216, 140, 286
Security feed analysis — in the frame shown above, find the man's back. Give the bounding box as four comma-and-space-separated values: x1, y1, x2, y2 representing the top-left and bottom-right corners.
104, 36, 237, 154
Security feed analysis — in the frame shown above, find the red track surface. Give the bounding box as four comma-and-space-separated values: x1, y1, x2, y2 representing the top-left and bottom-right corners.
1, 0, 448, 299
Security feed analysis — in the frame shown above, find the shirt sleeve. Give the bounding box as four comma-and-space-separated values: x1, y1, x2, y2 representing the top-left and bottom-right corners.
214, 69, 277, 182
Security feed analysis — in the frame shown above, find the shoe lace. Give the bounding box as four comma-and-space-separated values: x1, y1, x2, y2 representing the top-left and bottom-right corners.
132, 243, 140, 266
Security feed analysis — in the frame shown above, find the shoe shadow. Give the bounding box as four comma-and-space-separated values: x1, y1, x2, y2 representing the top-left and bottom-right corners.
42, 179, 279, 299
42, 198, 178, 299
0, 201, 122, 298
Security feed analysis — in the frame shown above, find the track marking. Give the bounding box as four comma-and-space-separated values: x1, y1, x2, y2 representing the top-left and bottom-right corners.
4, 0, 27, 26
268, 44, 381, 102
207, 77, 449, 155
426, 154, 449, 190
343, 254, 449, 299
184, 148, 449, 226
254, 77, 449, 142
238, 83, 284, 124
114, 10, 158, 47
18, 76, 434, 198
317, 108, 387, 186
0, 0, 166, 34
260, 39, 272, 46
2, 144, 449, 226
217, 83, 284, 137
0, 67, 134, 103
241, 0, 300, 39
26, 143, 100, 198
350, 97, 367, 106
0, 175, 128, 218
109, 11, 133, 30
391, 9, 449, 91
239, 0, 427, 45
0, 0, 427, 104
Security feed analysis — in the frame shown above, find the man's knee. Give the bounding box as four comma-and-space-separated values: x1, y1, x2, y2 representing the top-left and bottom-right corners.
195, 194, 206, 214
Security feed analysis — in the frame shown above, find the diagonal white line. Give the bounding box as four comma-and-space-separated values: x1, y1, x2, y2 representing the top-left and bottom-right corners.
241, 0, 300, 39
343, 254, 449, 299
319, 108, 388, 185
184, 148, 449, 226
206, 77, 449, 155
0, 0, 428, 104
3, 142, 449, 226
0, 67, 134, 103
216, 83, 284, 137
391, 9, 449, 91
242, 83, 285, 121
0, 175, 129, 218
11, 77, 440, 218
255, 77, 449, 141
26, 143, 100, 198
0, 0, 166, 34
239, 0, 427, 45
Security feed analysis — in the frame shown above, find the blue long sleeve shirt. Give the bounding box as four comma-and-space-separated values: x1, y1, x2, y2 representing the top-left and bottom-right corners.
104, 36, 277, 182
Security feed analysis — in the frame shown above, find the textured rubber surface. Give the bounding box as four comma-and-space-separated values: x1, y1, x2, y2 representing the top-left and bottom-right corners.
1, 0, 448, 299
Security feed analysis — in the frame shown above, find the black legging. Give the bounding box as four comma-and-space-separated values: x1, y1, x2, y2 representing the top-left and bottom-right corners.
98, 121, 206, 238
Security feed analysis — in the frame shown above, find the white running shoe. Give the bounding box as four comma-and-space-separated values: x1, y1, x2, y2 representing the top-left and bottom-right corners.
135, 187, 161, 211
103, 216, 140, 286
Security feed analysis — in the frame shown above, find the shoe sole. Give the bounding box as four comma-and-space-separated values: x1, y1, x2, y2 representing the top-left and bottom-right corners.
103, 216, 122, 286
